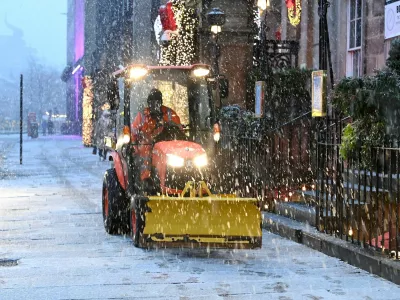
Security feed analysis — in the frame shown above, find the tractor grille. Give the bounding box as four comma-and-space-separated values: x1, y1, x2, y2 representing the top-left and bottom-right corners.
165, 164, 206, 191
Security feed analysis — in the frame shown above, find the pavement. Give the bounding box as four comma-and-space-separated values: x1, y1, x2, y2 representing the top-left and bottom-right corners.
1, 134, 400, 299
262, 211, 400, 285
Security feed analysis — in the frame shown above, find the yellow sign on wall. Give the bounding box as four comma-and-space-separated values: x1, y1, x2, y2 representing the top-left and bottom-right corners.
311, 70, 327, 117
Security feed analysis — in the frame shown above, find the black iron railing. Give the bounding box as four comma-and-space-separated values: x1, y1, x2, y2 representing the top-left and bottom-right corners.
215, 112, 314, 210
317, 117, 400, 259
215, 113, 400, 260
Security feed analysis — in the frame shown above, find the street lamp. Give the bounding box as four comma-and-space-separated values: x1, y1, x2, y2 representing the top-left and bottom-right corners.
207, 8, 226, 109
207, 8, 225, 76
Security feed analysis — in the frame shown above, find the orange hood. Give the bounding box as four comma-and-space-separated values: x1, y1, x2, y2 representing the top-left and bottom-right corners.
153, 140, 205, 159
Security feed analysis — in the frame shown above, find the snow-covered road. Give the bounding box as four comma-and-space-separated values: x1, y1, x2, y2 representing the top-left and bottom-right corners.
1, 134, 399, 300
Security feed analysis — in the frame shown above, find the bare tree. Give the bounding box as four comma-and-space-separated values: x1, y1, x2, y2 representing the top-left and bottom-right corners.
25, 57, 66, 118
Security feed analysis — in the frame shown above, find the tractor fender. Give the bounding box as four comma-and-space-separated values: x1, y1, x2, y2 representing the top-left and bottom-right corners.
109, 151, 127, 190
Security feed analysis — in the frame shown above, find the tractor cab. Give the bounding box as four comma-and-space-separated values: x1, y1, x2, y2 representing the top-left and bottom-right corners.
107, 64, 218, 152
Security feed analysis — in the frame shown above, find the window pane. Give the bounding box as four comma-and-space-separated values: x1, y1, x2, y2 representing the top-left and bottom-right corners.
356, 19, 361, 47
352, 51, 360, 78
350, 21, 355, 48
350, 0, 355, 20
357, 0, 362, 18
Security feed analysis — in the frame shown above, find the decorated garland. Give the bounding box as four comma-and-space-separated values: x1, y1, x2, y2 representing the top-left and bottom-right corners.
285, 0, 301, 26
159, 0, 198, 66
82, 76, 94, 146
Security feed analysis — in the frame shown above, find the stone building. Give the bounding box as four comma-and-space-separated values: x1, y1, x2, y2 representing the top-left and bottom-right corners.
130, 0, 255, 106
63, 0, 85, 129
260, 0, 389, 79
64, 0, 257, 132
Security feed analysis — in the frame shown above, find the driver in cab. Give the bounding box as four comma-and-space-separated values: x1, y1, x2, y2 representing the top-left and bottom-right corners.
131, 88, 181, 183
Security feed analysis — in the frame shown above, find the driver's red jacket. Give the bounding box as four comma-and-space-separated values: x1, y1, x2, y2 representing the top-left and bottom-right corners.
131, 105, 181, 181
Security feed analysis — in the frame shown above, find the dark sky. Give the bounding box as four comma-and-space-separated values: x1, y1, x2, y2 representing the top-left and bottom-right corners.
0, 0, 67, 70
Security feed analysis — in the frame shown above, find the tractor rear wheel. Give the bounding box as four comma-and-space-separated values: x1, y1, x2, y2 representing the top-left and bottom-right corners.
102, 169, 129, 234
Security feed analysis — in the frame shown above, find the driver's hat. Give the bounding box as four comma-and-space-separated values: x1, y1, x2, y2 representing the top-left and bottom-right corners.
147, 88, 163, 103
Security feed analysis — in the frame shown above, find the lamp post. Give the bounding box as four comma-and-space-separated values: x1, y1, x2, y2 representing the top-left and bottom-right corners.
207, 8, 225, 109
257, 1, 269, 82
318, 0, 328, 71
318, 0, 334, 88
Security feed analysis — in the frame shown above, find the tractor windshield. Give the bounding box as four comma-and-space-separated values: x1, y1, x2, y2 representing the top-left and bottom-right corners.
128, 70, 212, 137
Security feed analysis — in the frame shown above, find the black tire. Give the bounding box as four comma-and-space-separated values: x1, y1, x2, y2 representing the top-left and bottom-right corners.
129, 201, 145, 247
102, 169, 129, 234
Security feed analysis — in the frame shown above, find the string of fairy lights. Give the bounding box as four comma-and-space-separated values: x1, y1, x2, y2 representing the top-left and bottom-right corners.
159, 0, 198, 66
82, 76, 94, 146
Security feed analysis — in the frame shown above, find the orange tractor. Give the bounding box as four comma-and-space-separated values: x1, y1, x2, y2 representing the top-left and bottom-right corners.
101, 64, 262, 249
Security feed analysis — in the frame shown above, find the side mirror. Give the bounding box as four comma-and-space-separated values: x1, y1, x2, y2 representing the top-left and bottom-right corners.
213, 123, 221, 142
219, 77, 229, 99
104, 136, 116, 150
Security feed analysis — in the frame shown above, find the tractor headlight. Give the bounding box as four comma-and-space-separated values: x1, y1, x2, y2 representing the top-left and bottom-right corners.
167, 154, 184, 167
193, 154, 208, 168
193, 67, 210, 77
192, 64, 211, 77
128, 65, 148, 80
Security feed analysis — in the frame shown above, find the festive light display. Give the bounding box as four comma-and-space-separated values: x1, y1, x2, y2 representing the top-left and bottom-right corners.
82, 76, 94, 146
159, 2, 177, 31
286, 0, 301, 26
159, 0, 198, 66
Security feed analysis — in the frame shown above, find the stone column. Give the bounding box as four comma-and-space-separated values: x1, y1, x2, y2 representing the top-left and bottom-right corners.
132, 0, 160, 64
263, 0, 282, 40
298, 0, 309, 68
84, 0, 98, 76
364, 0, 385, 75
281, 0, 288, 40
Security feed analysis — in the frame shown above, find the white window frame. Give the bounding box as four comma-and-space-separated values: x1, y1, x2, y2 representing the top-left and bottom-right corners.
346, 0, 363, 77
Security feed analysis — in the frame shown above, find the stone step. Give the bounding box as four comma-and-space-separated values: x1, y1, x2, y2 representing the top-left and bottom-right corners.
274, 201, 316, 226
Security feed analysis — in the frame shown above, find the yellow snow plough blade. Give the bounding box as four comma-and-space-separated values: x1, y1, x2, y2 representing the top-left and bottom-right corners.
141, 182, 262, 249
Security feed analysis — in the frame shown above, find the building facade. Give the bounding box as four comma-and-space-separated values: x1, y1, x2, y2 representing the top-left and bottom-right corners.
260, 0, 389, 80
65, 0, 257, 134
64, 0, 85, 129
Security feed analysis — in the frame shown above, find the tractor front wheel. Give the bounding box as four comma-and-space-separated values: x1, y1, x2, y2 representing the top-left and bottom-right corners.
130, 205, 145, 247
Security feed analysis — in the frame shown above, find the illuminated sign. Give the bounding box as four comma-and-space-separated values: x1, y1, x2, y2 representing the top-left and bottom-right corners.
311, 70, 327, 117
385, 1, 400, 39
